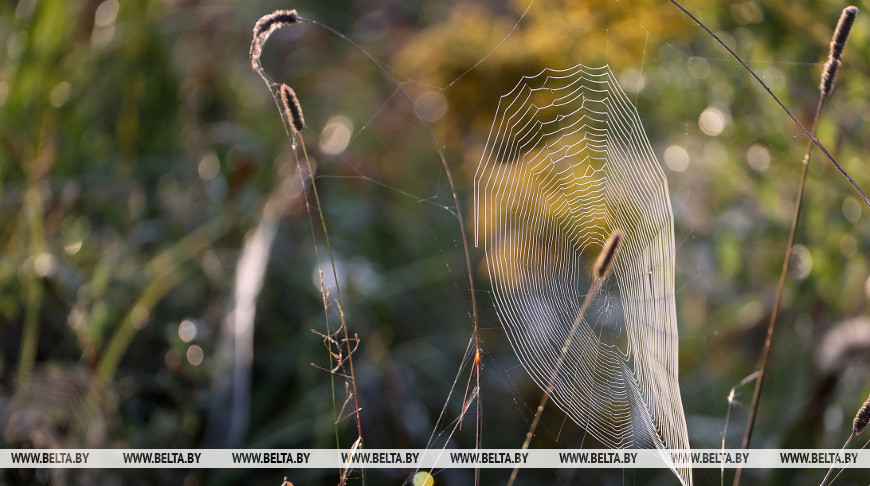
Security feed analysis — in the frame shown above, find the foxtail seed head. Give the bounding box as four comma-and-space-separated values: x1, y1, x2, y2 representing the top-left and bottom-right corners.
853, 393, 870, 434
820, 6, 858, 98
593, 229, 623, 280
250, 10, 301, 69
279, 84, 305, 133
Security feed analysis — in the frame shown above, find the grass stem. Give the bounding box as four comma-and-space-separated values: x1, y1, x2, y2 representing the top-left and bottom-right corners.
507, 276, 603, 486
731, 88, 825, 486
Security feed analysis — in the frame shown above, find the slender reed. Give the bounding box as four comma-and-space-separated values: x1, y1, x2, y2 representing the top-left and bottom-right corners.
824, 437, 870, 486
720, 372, 757, 486
17, 135, 51, 389
506, 229, 622, 486
296, 93, 363, 486
732, 7, 858, 486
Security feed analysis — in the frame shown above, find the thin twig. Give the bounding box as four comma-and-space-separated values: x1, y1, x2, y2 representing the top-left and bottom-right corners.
821, 392, 870, 485
824, 434, 870, 486
819, 431, 854, 486
720, 372, 757, 486
299, 136, 366, 486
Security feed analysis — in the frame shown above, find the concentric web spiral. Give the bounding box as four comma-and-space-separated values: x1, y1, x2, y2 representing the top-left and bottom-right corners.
474, 64, 691, 485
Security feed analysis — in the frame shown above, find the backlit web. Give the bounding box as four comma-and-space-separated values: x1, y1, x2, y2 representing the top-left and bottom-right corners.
474, 64, 691, 485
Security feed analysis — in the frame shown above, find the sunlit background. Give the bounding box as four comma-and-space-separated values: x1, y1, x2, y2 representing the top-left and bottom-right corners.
2, 0, 870, 484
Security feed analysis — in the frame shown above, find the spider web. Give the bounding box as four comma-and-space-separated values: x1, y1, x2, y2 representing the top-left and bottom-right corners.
473, 63, 690, 485
260, 3, 708, 485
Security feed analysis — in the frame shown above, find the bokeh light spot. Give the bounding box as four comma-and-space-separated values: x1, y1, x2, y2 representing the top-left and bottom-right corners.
698, 105, 729, 136
412, 471, 434, 486
320, 116, 353, 155
746, 144, 770, 172
178, 319, 197, 343
187, 345, 204, 366
664, 145, 690, 172
415, 91, 448, 122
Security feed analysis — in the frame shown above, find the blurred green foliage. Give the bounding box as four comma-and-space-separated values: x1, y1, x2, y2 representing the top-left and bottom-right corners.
1, 0, 870, 485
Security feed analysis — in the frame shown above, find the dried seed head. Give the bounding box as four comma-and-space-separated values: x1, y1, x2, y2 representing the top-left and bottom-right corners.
820, 6, 858, 98
830, 7, 858, 63
253, 10, 300, 40
854, 393, 870, 434
250, 10, 301, 69
593, 229, 623, 280
279, 84, 305, 133
819, 59, 840, 98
